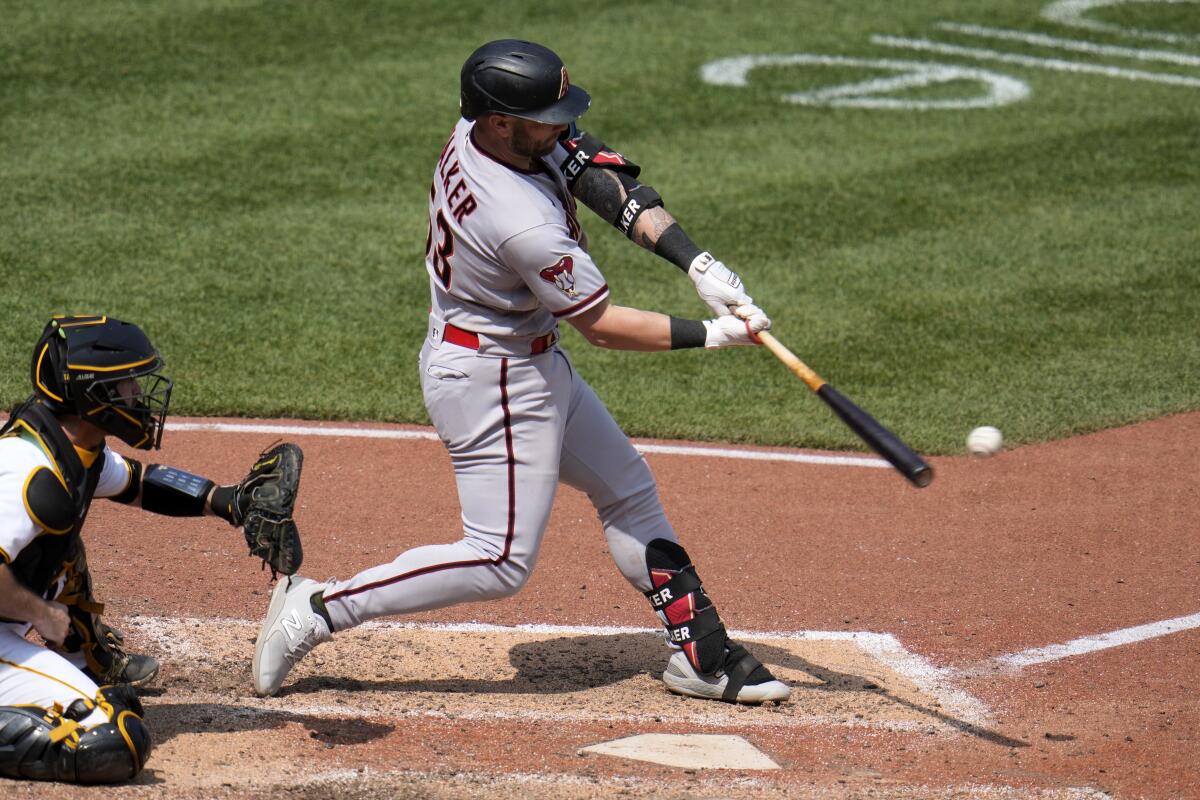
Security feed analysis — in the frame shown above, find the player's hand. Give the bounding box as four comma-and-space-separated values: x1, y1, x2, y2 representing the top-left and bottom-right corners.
688, 252, 754, 317
34, 600, 70, 646
702, 306, 771, 349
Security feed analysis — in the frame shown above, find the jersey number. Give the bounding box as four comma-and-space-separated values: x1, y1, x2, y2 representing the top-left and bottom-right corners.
426, 210, 454, 289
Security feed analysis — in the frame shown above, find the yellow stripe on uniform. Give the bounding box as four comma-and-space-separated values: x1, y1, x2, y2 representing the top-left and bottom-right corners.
0, 656, 96, 703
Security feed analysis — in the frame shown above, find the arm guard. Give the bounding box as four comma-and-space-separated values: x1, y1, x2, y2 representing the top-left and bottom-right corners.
141, 465, 213, 517
558, 130, 641, 190
615, 180, 663, 239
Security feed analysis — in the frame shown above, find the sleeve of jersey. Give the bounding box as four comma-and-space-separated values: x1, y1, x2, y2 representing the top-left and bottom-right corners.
499, 225, 610, 319
93, 447, 135, 499
0, 471, 41, 565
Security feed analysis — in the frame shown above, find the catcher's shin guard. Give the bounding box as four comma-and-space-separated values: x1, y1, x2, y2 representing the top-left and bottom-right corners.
0, 687, 151, 783
644, 539, 788, 704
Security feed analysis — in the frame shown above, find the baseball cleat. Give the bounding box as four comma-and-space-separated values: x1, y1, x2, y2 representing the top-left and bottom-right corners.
662, 644, 791, 704
85, 653, 160, 689
253, 576, 331, 697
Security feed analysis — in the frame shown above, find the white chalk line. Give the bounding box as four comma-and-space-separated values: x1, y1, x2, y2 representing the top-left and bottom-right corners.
124, 615, 987, 728
937, 22, 1200, 67
700, 53, 1030, 110
168, 419, 892, 469
964, 611, 1200, 675
1043, 0, 1200, 46
872, 35, 1200, 87
296, 765, 1113, 799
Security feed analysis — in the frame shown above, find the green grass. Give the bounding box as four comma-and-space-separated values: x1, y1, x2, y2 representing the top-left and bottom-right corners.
2, 0, 1198, 453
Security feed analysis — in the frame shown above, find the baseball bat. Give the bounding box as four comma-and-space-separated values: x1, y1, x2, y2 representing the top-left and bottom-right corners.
757, 331, 933, 488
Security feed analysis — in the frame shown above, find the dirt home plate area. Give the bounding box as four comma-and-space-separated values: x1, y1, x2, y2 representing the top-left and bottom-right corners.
6, 413, 1198, 799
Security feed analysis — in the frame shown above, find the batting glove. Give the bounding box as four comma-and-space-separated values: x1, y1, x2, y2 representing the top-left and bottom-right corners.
702, 308, 771, 349
688, 252, 754, 317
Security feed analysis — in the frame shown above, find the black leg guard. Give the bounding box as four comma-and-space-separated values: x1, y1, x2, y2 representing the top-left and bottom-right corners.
0, 691, 151, 783
644, 539, 778, 701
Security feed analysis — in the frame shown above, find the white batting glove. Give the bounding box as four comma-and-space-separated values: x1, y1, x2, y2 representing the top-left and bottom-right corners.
702, 308, 771, 349
688, 252, 754, 317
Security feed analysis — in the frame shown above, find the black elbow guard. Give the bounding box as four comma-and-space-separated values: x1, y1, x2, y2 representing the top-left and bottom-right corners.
615, 182, 663, 239
558, 130, 642, 189
141, 465, 213, 517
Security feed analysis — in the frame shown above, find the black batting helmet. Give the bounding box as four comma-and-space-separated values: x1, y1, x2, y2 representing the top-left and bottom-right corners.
459, 39, 591, 124
32, 315, 173, 449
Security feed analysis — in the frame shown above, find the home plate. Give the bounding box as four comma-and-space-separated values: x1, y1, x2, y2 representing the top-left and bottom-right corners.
579, 733, 780, 769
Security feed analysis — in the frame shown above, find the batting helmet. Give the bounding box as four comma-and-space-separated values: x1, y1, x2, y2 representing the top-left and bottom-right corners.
31, 315, 173, 449
459, 39, 591, 124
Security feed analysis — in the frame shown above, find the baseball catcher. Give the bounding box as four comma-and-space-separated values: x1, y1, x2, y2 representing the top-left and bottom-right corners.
0, 315, 304, 783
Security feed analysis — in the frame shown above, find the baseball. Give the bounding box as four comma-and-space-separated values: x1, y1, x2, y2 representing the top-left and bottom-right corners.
966, 426, 1003, 457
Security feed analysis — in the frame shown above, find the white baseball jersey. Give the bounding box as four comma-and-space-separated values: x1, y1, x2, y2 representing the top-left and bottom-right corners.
318, 116, 677, 631
0, 437, 131, 569
0, 435, 133, 726
425, 118, 609, 339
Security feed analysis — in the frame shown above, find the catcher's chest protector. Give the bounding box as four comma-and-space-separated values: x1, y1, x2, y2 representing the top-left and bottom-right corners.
0, 403, 102, 602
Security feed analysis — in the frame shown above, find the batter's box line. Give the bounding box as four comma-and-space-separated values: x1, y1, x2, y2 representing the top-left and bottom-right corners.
122, 615, 989, 728
164, 418, 892, 469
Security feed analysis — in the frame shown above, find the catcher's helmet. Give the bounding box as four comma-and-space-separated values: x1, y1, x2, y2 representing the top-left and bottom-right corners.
460, 39, 591, 124
32, 315, 173, 449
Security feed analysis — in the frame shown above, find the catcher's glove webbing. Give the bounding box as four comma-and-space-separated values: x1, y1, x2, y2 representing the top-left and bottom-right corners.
232, 442, 304, 577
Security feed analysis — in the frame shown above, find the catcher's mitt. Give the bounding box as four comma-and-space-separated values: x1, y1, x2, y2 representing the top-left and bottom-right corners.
233, 442, 304, 577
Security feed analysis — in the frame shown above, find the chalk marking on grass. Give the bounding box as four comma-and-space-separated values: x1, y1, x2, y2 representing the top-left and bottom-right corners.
167, 419, 891, 469
964, 611, 1200, 675
701, 54, 1029, 109
936, 22, 1200, 67
872, 35, 1200, 87
1043, 0, 1200, 46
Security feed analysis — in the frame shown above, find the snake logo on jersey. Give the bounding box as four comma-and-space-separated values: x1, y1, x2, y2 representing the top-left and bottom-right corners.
539, 256, 578, 298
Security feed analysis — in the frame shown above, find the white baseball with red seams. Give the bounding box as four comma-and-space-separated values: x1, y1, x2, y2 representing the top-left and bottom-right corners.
316, 117, 676, 629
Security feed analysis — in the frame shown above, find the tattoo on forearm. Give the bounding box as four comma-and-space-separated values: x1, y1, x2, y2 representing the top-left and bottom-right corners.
634, 207, 677, 251
572, 169, 625, 224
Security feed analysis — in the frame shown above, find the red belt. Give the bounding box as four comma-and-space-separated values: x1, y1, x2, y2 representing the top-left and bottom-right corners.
443, 323, 557, 354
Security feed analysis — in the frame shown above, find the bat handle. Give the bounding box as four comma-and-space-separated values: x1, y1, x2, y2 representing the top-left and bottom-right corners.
756, 331, 826, 393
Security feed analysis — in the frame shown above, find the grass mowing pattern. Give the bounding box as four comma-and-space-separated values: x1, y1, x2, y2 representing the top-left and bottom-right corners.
2, 1, 1197, 453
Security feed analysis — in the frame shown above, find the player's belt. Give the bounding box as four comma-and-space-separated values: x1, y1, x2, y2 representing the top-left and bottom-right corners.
442, 322, 558, 355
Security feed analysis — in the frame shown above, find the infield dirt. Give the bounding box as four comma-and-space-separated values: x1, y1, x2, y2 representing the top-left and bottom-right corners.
4, 412, 1198, 799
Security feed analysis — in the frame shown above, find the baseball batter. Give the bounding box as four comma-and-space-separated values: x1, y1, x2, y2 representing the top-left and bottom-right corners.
0, 315, 305, 783
255, 40, 790, 705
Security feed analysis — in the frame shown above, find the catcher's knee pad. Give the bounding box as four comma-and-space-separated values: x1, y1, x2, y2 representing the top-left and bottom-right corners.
0, 691, 151, 784
644, 538, 728, 674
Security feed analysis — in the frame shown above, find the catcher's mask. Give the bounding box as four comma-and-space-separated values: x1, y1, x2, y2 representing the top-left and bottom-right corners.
31, 315, 173, 449
459, 39, 591, 125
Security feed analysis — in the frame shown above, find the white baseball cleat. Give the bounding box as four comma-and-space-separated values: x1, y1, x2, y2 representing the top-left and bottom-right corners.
662, 645, 791, 704
253, 576, 331, 697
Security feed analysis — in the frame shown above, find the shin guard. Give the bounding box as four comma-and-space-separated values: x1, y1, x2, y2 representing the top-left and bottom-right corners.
644, 539, 727, 674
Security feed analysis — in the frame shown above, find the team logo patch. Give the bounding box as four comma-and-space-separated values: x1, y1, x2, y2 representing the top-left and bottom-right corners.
539, 255, 578, 297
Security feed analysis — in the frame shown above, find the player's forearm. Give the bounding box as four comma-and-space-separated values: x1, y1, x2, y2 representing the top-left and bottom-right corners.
568, 303, 673, 351
572, 168, 704, 270
0, 564, 53, 624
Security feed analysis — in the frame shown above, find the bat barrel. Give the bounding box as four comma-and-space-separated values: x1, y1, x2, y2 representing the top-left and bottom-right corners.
816, 384, 934, 488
